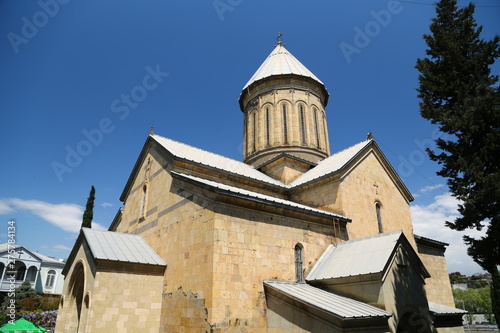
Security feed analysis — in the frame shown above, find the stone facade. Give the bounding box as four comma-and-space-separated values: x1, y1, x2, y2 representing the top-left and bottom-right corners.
56, 43, 462, 332
55, 235, 164, 333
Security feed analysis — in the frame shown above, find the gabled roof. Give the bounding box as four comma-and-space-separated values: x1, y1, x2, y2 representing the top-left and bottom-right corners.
306, 231, 429, 282
121, 134, 412, 210
172, 172, 350, 222
152, 134, 284, 187
264, 280, 392, 319
242, 44, 324, 90
82, 228, 165, 266
289, 139, 372, 187
0, 243, 63, 266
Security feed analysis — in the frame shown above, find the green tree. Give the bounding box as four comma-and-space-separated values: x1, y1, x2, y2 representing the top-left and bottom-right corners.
453, 287, 493, 323
81, 185, 95, 229
415, 0, 500, 326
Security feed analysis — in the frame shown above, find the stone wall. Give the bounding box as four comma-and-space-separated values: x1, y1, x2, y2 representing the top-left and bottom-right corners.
417, 242, 455, 307
294, 149, 416, 248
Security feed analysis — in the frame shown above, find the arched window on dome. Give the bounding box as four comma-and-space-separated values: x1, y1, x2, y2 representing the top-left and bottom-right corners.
376, 202, 383, 233
283, 104, 288, 144
265, 107, 270, 146
299, 105, 306, 145
294, 243, 304, 283
313, 107, 320, 148
253, 112, 257, 152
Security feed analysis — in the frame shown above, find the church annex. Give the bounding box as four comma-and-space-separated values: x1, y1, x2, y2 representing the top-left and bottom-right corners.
56, 42, 466, 333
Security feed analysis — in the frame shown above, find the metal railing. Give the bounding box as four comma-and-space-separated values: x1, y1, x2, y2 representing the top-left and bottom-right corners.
0, 279, 35, 291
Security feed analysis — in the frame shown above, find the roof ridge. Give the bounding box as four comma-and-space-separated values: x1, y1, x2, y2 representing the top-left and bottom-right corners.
330, 139, 372, 157
288, 139, 373, 187
151, 134, 244, 164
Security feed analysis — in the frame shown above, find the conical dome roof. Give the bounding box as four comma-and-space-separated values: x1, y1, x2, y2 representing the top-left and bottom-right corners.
242, 43, 324, 90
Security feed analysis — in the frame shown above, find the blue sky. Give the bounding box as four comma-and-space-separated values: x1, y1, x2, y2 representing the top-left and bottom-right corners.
0, 0, 498, 276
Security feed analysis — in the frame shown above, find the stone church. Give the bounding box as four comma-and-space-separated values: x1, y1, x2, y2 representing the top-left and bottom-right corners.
55, 42, 466, 332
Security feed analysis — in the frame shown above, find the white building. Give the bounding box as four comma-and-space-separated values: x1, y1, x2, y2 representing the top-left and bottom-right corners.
0, 243, 65, 295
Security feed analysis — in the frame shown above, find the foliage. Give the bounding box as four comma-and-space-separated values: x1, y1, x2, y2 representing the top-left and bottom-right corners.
0, 281, 60, 327
7, 279, 40, 308
81, 185, 95, 229
453, 287, 492, 323
19, 310, 58, 328
415, 0, 500, 327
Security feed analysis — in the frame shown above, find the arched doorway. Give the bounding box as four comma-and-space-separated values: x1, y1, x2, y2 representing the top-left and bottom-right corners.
65, 262, 85, 333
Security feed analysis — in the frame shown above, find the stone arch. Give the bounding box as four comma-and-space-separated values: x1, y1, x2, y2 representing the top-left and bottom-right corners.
66, 261, 85, 333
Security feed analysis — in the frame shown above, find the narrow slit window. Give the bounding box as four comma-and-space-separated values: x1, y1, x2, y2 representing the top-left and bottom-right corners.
376, 203, 383, 233
266, 107, 270, 146
141, 185, 147, 218
253, 112, 256, 152
300, 105, 306, 144
283, 105, 288, 144
294, 244, 303, 282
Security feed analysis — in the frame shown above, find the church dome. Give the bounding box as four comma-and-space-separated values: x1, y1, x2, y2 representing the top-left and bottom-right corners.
239, 42, 331, 170
242, 43, 324, 90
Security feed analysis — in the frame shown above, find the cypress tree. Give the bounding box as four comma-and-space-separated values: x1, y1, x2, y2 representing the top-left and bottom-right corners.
81, 186, 95, 229
415, 0, 500, 326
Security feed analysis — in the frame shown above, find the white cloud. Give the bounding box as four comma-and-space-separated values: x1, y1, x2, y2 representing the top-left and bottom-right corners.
419, 184, 444, 192
0, 201, 14, 214
53, 244, 72, 251
100, 202, 113, 208
411, 192, 486, 275
91, 222, 107, 231
0, 198, 106, 233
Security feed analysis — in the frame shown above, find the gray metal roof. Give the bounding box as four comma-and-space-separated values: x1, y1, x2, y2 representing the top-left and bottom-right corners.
0, 243, 63, 265
152, 134, 284, 187
429, 302, 467, 315
172, 172, 350, 221
242, 44, 324, 90
306, 231, 403, 281
152, 134, 371, 190
264, 280, 392, 319
82, 228, 165, 266
289, 139, 372, 187
414, 234, 449, 247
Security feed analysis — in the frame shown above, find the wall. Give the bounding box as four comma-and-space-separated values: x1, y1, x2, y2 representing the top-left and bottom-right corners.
294, 150, 416, 248
417, 243, 455, 307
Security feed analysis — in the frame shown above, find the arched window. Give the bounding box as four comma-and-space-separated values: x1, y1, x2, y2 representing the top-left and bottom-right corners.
253, 112, 257, 151
313, 108, 320, 148
294, 243, 304, 283
16, 265, 26, 281
283, 104, 288, 144
265, 107, 270, 146
46, 269, 56, 288
299, 105, 306, 145
376, 203, 383, 233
